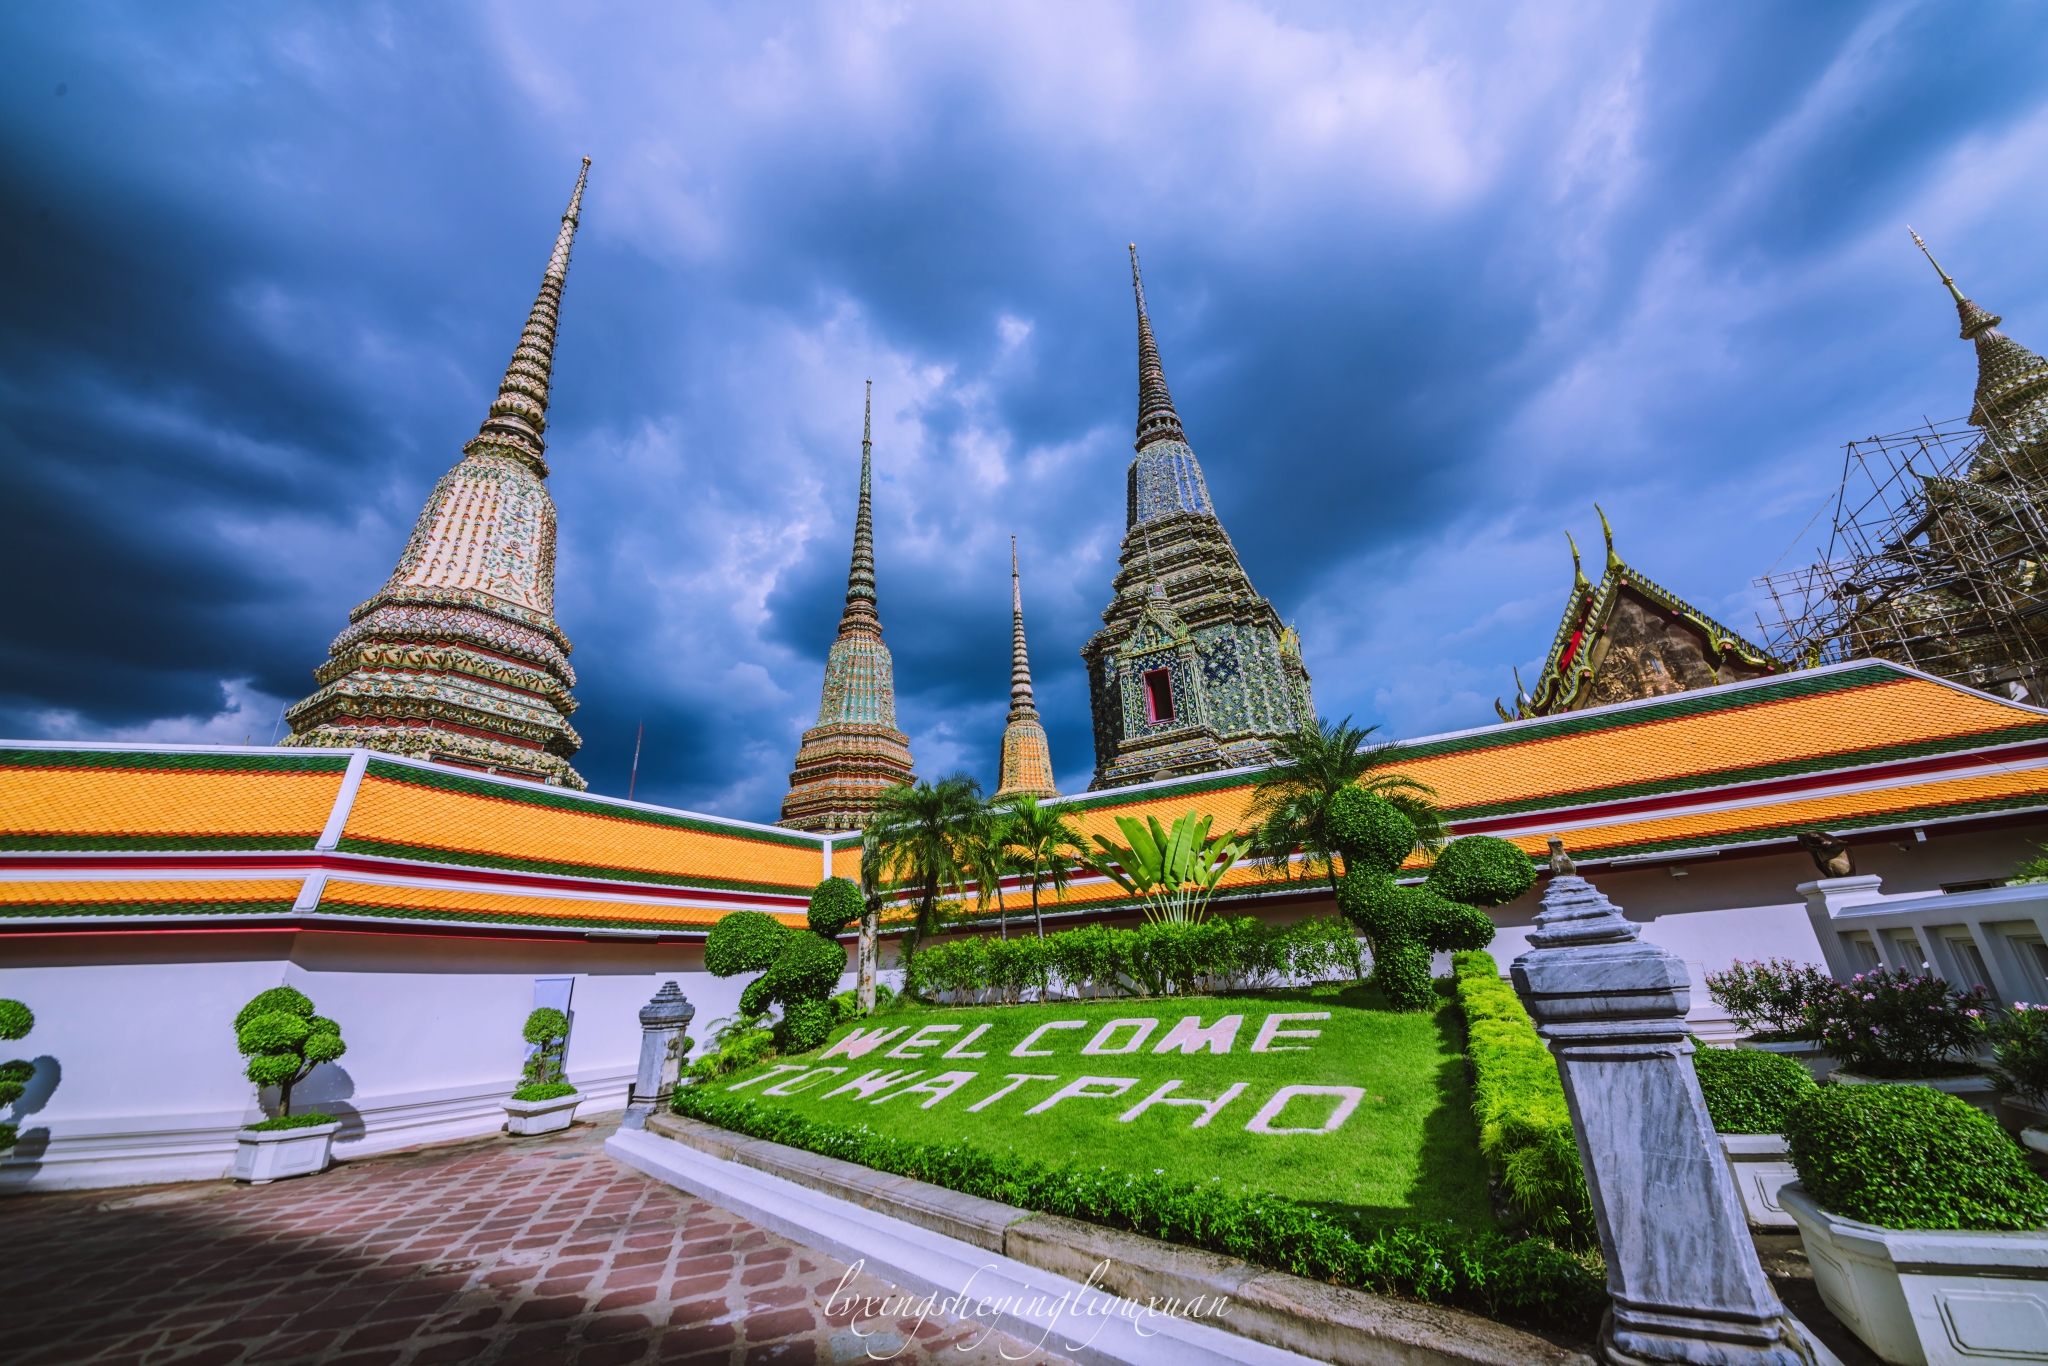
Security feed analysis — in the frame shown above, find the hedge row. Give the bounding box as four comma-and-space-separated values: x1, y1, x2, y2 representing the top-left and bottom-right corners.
1451, 950, 1593, 1242
903, 915, 1365, 1003
670, 1085, 1605, 1334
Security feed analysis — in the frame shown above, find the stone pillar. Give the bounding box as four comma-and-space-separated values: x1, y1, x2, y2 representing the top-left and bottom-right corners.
1511, 841, 1812, 1366
621, 981, 695, 1131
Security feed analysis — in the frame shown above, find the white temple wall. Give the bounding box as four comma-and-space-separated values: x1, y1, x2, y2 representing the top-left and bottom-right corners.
0, 930, 769, 1193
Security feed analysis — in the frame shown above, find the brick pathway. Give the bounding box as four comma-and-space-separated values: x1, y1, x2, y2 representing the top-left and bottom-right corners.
0, 1117, 1075, 1366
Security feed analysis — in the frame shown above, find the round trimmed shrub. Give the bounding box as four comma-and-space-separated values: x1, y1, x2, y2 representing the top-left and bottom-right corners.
1426, 837, 1537, 908
704, 911, 792, 976
1785, 1083, 2048, 1230
0, 999, 32, 1042
778, 998, 836, 1054
1692, 1047, 1815, 1134
1327, 788, 1415, 874
807, 877, 865, 937
234, 986, 314, 1031
233, 986, 344, 1118
765, 930, 849, 1005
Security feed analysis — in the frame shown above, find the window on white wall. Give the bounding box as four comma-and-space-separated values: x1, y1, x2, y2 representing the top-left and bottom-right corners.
1845, 936, 1882, 973
1946, 937, 1992, 991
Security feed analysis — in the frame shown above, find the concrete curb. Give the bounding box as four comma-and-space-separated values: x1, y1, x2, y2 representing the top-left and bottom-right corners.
618, 1112, 1592, 1366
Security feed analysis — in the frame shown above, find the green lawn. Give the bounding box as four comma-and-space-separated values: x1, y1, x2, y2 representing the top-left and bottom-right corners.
713, 984, 1492, 1228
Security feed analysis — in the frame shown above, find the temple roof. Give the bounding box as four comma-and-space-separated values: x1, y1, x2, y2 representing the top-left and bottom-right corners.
1497, 508, 1781, 722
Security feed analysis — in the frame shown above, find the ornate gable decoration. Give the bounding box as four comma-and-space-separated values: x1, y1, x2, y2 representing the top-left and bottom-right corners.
1498, 508, 1783, 721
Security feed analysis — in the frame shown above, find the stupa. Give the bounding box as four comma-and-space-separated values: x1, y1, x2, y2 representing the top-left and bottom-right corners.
1080, 246, 1316, 789
1497, 507, 1780, 721
1915, 230, 2048, 484
281, 159, 592, 788
994, 538, 1057, 800
777, 385, 917, 831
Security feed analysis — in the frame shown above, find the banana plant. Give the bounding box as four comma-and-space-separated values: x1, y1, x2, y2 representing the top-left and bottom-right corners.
1084, 811, 1251, 923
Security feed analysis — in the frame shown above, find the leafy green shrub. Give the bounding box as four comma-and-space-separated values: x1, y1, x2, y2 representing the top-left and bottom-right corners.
511, 1081, 579, 1102
1691, 1047, 1815, 1134
672, 1085, 1605, 1334
234, 986, 344, 1119
1785, 1083, 2048, 1230
521, 1007, 571, 1088
245, 1112, 340, 1132
832, 982, 895, 1022
1812, 968, 1990, 1078
1988, 1003, 2048, 1107
1453, 951, 1592, 1242
1425, 837, 1538, 909
0, 998, 33, 1153
1703, 959, 1831, 1041
808, 877, 865, 937
684, 1010, 780, 1083
1332, 790, 1501, 1011
706, 897, 853, 1053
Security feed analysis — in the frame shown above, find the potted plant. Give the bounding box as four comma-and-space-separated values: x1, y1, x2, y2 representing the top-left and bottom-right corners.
1813, 968, 1997, 1116
504, 1007, 581, 1135
232, 987, 347, 1183
1706, 958, 1835, 1079
1781, 1083, 2048, 1364
1692, 1045, 1817, 1230
1986, 1002, 2048, 1148
0, 998, 36, 1154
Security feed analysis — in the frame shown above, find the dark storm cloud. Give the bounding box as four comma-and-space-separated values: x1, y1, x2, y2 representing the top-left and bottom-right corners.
5, 2, 2048, 813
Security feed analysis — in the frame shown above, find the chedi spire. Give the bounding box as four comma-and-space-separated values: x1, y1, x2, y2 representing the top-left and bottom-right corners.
281, 159, 593, 787
1910, 227, 2048, 480
779, 384, 917, 831
996, 538, 1057, 800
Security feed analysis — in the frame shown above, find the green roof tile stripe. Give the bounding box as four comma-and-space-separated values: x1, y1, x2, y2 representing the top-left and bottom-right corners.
0, 834, 322, 853
1561, 788, 2048, 862
315, 896, 718, 932
333, 835, 813, 897
0, 749, 351, 774
0, 899, 300, 919
1435, 722, 2048, 821
360, 759, 823, 849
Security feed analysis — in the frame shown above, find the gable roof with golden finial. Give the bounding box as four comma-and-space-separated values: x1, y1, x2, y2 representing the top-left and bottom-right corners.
1497, 507, 1783, 721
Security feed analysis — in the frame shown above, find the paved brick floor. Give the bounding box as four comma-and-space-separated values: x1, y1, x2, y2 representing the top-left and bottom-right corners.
0, 1117, 1075, 1366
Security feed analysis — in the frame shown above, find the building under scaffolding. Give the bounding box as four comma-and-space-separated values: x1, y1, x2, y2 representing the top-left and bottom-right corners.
1755, 235, 2048, 704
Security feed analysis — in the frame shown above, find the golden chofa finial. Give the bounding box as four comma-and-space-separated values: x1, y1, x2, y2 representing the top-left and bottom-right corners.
1909, 226, 1969, 307
1595, 504, 1621, 571
1565, 530, 1589, 591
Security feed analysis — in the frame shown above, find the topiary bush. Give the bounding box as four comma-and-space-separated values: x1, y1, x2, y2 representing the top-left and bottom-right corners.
1988, 1002, 2048, 1109
234, 986, 345, 1119
705, 892, 852, 1054
0, 998, 34, 1153
808, 877, 865, 938
1786, 1082, 2048, 1230
1329, 788, 1507, 1011
1691, 1047, 1816, 1134
517, 1006, 571, 1096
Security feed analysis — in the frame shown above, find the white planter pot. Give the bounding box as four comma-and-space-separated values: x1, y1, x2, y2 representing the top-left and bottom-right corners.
504, 1090, 582, 1136
1782, 1182, 2048, 1365
231, 1121, 340, 1184
1737, 1037, 1837, 1083
2021, 1128, 2048, 1156
1831, 1071, 2000, 1121
1718, 1133, 1798, 1231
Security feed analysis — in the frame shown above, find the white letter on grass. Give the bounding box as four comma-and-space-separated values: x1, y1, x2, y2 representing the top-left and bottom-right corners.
875, 1071, 980, 1108
887, 1024, 961, 1058
943, 1023, 993, 1058
820, 1026, 910, 1060
1082, 1018, 1157, 1054
761, 1067, 846, 1097
1152, 1015, 1242, 1055
1245, 1085, 1365, 1134
822, 1068, 924, 1100
1250, 1012, 1328, 1052
727, 1064, 809, 1091
1025, 1076, 1138, 1115
1011, 1020, 1088, 1057
965, 1074, 1059, 1113
1118, 1080, 1249, 1127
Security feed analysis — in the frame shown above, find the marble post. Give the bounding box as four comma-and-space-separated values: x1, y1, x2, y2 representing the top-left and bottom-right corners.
1511, 841, 1812, 1366
621, 981, 695, 1131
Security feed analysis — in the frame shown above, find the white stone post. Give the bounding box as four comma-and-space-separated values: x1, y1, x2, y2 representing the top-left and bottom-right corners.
1512, 844, 1812, 1365
621, 981, 694, 1131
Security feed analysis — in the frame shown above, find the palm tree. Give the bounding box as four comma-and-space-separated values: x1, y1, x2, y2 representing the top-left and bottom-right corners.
866, 773, 983, 963
1002, 796, 1089, 938
958, 804, 1021, 939
1245, 716, 1441, 895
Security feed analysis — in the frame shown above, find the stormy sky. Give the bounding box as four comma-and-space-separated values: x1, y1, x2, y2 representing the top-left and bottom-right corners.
4, 3, 2047, 818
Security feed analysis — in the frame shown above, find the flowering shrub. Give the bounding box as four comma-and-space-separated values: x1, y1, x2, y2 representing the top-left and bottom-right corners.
1703, 959, 1832, 1040
1810, 967, 1990, 1078
1987, 1002, 2048, 1108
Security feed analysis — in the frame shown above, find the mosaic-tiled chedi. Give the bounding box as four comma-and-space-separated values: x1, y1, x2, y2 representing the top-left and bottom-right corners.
995, 539, 1057, 800
281, 160, 592, 788
778, 386, 917, 831
1497, 507, 1781, 721
1081, 247, 1316, 790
